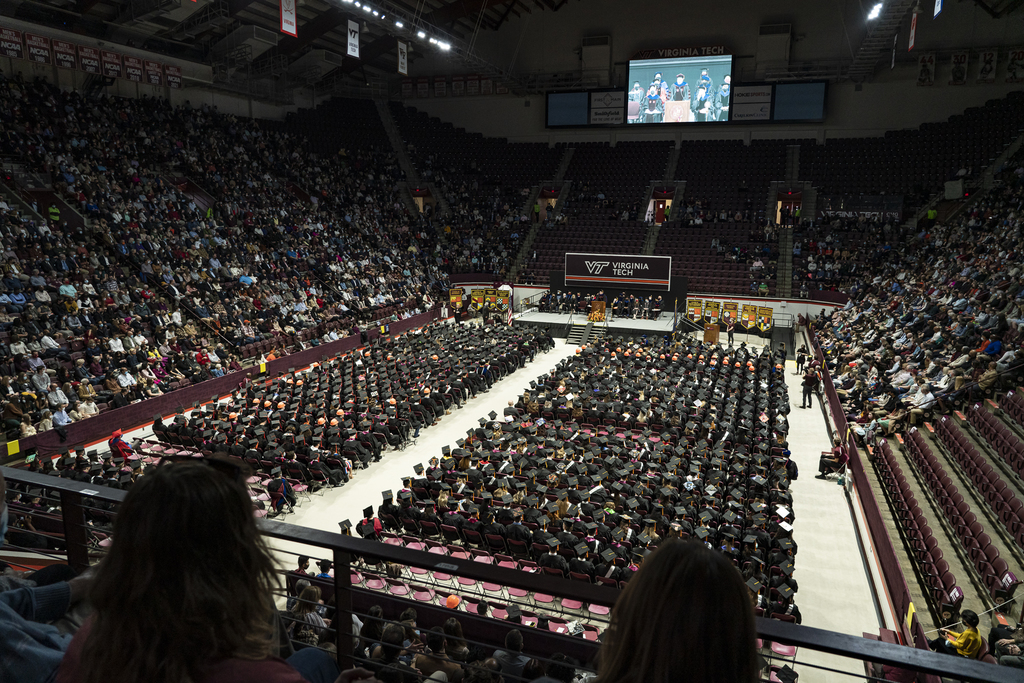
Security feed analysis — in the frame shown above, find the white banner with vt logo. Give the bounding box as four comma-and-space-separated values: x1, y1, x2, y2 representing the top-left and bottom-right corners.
347, 20, 359, 58
397, 41, 408, 75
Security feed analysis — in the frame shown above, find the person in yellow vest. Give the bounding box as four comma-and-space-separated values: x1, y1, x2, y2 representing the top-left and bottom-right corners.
929, 610, 982, 658
48, 203, 60, 225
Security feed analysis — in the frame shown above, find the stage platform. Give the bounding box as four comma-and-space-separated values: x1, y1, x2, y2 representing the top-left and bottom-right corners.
513, 309, 772, 346
515, 310, 676, 335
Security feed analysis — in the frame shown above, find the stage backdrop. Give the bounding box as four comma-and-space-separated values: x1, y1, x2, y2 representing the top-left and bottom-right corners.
564, 253, 671, 291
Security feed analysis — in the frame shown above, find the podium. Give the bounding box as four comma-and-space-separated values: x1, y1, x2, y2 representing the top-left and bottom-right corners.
703, 323, 720, 344
589, 301, 606, 322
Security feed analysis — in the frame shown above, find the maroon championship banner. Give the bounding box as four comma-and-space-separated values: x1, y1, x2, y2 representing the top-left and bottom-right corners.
144, 60, 163, 86
415, 77, 429, 98
101, 50, 122, 78
53, 40, 76, 69
78, 45, 101, 74
25, 33, 50, 64
123, 55, 144, 82
164, 64, 182, 88
0, 28, 23, 60
564, 253, 672, 291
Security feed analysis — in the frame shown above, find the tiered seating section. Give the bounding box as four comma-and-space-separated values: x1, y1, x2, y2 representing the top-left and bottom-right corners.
874, 438, 963, 613
561, 141, 673, 215
959, 406, 1024, 545
674, 139, 791, 216
275, 97, 393, 154
526, 220, 649, 286
654, 222, 776, 295
800, 92, 1024, 199
904, 425, 1005, 600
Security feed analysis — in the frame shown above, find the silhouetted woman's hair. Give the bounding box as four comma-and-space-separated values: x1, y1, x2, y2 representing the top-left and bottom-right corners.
443, 616, 468, 650
77, 459, 278, 683
597, 539, 757, 683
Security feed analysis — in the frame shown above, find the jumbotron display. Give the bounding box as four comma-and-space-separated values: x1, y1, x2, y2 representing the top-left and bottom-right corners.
626, 54, 732, 124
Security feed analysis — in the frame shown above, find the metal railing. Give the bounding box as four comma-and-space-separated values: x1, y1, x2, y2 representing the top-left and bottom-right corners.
1, 466, 1017, 682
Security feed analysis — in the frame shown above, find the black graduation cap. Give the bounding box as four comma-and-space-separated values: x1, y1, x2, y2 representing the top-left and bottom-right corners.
775, 665, 798, 683
339, 519, 352, 531
780, 561, 796, 577
573, 542, 589, 558
413, 463, 424, 475
695, 527, 711, 540
488, 410, 498, 421
399, 491, 413, 501
545, 538, 560, 548
537, 515, 550, 527
777, 583, 795, 599
362, 505, 374, 518
600, 548, 617, 564
506, 603, 522, 620
382, 490, 393, 500
745, 578, 762, 594
612, 528, 626, 541
442, 445, 451, 456
778, 538, 795, 551
743, 534, 758, 545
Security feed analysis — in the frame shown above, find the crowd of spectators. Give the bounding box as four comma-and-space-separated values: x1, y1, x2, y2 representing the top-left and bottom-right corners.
0, 73, 454, 440
810, 157, 1024, 440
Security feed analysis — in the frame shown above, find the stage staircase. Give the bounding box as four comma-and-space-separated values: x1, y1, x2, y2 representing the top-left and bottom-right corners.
566, 322, 592, 346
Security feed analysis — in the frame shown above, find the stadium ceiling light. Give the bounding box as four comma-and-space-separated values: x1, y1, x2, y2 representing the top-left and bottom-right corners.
353, 1, 360, 6
363, 4, 372, 11
867, 2, 883, 19
438, 41, 451, 51
395, 20, 403, 27
428, 37, 437, 43
417, 30, 427, 38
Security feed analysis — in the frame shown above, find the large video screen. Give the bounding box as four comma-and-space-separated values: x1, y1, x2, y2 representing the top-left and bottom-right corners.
626, 54, 732, 124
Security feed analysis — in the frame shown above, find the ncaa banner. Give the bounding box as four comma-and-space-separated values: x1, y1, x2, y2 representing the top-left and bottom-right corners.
347, 20, 359, 58
280, 0, 297, 37
949, 51, 968, 85
564, 253, 671, 291
397, 41, 408, 75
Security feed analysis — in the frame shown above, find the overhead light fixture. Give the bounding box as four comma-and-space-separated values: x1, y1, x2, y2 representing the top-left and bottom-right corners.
867, 2, 883, 19
372, 9, 378, 15
395, 20, 403, 27
428, 37, 437, 43
363, 5, 372, 11
354, 1, 360, 6
417, 30, 426, 38
438, 41, 450, 51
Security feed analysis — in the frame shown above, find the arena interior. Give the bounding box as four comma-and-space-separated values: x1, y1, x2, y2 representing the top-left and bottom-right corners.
1, 0, 1024, 681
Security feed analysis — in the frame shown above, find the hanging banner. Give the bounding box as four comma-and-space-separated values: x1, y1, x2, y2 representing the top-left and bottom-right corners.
401, 78, 414, 97
722, 302, 739, 325
977, 48, 997, 83
740, 304, 758, 330
347, 20, 359, 58
451, 75, 465, 96
908, 13, 917, 51
703, 301, 720, 324
280, 0, 298, 37
433, 76, 447, 97
1007, 47, 1024, 83
144, 60, 163, 86
397, 40, 408, 75
0, 28, 24, 60
470, 288, 488, 307
78, 46, 101, 74
101, 50, 122, 78
53, 40, 76, 69
948, 51, 968, 85
449, 288, 464, 309
480, 78, 493, 95
933, 0, 942, 16
164, 64, 182, 89
25, 33, 50, 64
686, 299, 703, 323
466, 74, 480, 95
916, 52, 935, 86
123, 55, 144, 82
416, 77, 429, 98
757, 306, 774, 333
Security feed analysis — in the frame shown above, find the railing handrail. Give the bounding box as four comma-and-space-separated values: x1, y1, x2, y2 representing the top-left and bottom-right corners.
1, 466, 1016, 681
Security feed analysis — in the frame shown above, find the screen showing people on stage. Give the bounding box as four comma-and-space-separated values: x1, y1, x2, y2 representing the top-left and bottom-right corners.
539, 290, 664, 320
627, 54, 732, 124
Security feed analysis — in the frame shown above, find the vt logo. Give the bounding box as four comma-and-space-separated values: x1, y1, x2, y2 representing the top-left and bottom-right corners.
585, 261, 609, 274
350, 29, 358, 38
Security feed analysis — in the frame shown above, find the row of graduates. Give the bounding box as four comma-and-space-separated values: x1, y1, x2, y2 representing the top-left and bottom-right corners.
140, 321, 553, 488
357, 332, 801, 615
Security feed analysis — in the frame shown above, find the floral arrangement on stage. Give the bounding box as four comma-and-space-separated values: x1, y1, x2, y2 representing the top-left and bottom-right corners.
588, 310, 606, 322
